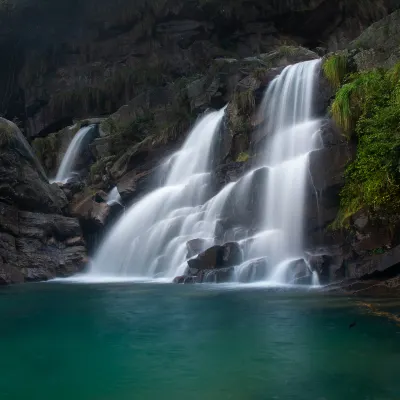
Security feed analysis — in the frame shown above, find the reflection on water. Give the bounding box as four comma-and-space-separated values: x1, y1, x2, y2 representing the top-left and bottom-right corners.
0, 283, 399, 400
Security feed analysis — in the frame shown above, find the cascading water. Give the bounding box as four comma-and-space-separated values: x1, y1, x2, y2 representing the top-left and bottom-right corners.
107, 187, 122, 206
89, 108, 230, 280
53, 125, 94, 183
236, 59, 323, 285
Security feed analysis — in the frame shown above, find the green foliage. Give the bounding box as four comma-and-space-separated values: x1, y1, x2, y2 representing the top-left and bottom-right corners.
368, 247, 386, 255
332, 63, 400, 227
323, 54, 348, 89
330, 69, 390, 138
236, 152, 250, 163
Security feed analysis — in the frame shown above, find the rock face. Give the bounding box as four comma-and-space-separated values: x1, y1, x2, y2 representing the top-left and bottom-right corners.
174, 242, 242, 284
0, 4, 399, 290
0, 119, 87, 284
0, 0, 393, 137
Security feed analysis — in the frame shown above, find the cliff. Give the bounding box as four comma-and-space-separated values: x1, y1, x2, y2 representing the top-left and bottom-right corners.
0, 118, 86, 284
0, 1, 400, 292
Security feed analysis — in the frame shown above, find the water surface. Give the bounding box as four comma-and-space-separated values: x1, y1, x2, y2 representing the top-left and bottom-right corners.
0, 283, 399, 400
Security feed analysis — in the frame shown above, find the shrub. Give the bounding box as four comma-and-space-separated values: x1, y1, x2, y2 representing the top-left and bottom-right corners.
332, 63, 400, 226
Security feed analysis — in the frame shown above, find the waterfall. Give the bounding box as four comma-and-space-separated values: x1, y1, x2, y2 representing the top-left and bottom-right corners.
53, 125, 94, 183
89, 108, 227, 280
237, 59, 323, 284
107, 187, 122, 206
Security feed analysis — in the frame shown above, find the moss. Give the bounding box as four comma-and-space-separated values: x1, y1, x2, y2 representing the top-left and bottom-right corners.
109, 113, 155, 154
0, 120, 15, 147
331, 62, 400, 227
233, 90, 255, 115
323, 54, 349, 89
236, 152, 250, 163
251, 68, 269, 81
100, 117, 118, 136
31, 132, 61, 171
89, 160, 104, 182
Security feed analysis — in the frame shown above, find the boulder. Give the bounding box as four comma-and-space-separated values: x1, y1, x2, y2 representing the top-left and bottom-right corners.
305, 249, 344, 285
187, 242, 242, 271
186, 238, 209, 259
73, 200, 109, 228
0, 119, 67, 214
237, 259, 268, 283
199, 267, 235, 283
308, 143, 353, 192
117, 168, 155, 203
350, 10, 400, 71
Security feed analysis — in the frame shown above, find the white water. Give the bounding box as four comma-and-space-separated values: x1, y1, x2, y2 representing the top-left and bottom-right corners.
79, 60, 323, 286
90, 109, 228, 279
236, 59, 323, 285
107, 187, 122, 206
53, 125, 93, 183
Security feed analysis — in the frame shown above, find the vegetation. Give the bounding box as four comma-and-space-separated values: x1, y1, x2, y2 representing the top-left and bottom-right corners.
332, 63, 400, 227
236, 152, 250, 163
0, 119, 15, 147
323, 53, 349, 89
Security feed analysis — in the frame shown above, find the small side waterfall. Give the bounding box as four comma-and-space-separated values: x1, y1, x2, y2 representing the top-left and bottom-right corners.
107, 187, 122, 206
237, 59, 323, 284
54, 125, 94, 183
89, 109, 227, 279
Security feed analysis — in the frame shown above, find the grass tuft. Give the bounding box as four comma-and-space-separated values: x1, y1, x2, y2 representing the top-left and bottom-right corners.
323, 54, 348, 89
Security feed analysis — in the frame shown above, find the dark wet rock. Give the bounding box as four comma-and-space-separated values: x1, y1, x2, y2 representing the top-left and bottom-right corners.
326, 277, 400, 297
72, 194, 110, 228
198, 267, 235, 283
0, 203, 87, 284
305, 249, 344, 285
318, 119, 345, 147
186, 238, 209, 259
237, 259, 268, 283
0, 264, 25, 285
117, 169, 156, 203
220, 167, 268, 230
0, 119, 87, 284
345, 244, 400, 279
286, 259, 311, 282
187, 242, 242, 271
173, 275, 185, 284
308, 143, 353, 193
214, 162, 248, 189
0, 119, 68, 214
350, 10, 400, 71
